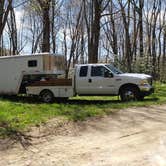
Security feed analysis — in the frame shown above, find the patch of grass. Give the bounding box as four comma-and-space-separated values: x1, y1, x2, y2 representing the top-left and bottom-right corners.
0, 82, 166, 137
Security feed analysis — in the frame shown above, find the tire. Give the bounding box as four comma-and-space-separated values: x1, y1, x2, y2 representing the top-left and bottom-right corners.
40, 90, 54, 103
120, 86, 139, 102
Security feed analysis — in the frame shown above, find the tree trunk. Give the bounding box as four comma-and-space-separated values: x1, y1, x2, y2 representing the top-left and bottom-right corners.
42, 5, 50, 52
51, 0, 56, 53
37, 0, 51, 52
88, 0, 101, 63
119, 0, 132, 72
139, 0, 144, 57
0, 0, 12, 45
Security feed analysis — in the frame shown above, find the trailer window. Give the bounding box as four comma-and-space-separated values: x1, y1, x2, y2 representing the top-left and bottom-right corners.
28, 60, 37, 67
79, 66, 88, 77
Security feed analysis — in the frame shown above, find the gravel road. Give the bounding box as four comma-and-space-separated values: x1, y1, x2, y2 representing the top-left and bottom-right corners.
1, 105, 166, 166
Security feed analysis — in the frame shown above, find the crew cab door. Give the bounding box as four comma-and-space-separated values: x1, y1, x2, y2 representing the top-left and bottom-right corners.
75, 65, 90, 94
76, 65, 116, 95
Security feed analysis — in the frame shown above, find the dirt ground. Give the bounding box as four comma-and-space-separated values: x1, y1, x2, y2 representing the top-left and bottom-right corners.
1, 105, 166, 166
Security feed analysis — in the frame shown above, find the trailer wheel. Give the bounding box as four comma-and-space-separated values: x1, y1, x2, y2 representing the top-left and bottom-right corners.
40, 90, 54, 103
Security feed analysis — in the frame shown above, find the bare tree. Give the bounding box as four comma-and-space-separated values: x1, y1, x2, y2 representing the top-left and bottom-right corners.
0, 0, 12, 55
151, 0, 161, 78
83, 0, 110, 63
7, 6, 18, 55
118, 0, 132, 72
62, 0, 84, 78
37, 0, 51, 52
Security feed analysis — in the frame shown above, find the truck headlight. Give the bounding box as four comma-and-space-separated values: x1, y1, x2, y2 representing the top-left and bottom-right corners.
140, 79, 149, 86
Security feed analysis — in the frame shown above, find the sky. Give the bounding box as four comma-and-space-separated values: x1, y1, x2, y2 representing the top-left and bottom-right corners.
4, 0, 166, 56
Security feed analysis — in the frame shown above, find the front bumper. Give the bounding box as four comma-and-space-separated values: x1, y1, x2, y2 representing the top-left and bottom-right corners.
139, 84, 154, 96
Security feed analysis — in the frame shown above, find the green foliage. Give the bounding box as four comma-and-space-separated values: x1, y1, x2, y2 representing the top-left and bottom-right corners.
0, 83, 166, 137
160, 65, 166, 83
131, 56, 153, 74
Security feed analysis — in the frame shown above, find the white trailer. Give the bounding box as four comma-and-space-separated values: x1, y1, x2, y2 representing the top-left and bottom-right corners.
0, 53, 65, 95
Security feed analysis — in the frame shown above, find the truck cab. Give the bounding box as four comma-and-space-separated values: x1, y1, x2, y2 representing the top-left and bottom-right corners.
75, 64, 154, 101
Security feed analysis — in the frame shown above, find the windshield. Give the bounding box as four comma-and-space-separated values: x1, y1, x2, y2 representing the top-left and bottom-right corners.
105, 65, 123, 74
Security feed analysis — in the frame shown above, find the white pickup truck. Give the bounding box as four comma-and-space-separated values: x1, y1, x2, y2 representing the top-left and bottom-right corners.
26, 64, 154, 103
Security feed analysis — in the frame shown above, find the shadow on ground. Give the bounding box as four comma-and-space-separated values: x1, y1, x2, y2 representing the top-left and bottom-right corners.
0, 95, 159, 105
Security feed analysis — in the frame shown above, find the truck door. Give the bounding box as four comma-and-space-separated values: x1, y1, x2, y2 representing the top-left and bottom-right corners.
88, 65, 116, 94
75, 65, 90, 94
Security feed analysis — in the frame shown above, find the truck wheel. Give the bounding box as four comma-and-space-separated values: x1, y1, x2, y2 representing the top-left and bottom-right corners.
120, 86, 139, 102
40, 90, 54, 103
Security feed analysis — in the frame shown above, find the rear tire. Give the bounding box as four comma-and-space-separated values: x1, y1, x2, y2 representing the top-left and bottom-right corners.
40, 90, 54, 103
120, 86, 140, 102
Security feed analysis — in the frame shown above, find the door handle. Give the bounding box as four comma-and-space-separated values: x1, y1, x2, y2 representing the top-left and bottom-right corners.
88, 79, 92, 83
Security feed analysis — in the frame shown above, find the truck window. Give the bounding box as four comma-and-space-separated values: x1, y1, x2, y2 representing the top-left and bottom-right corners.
79, 66, 88, 77
91, 66, 105, 77
28, 60, 37, 67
